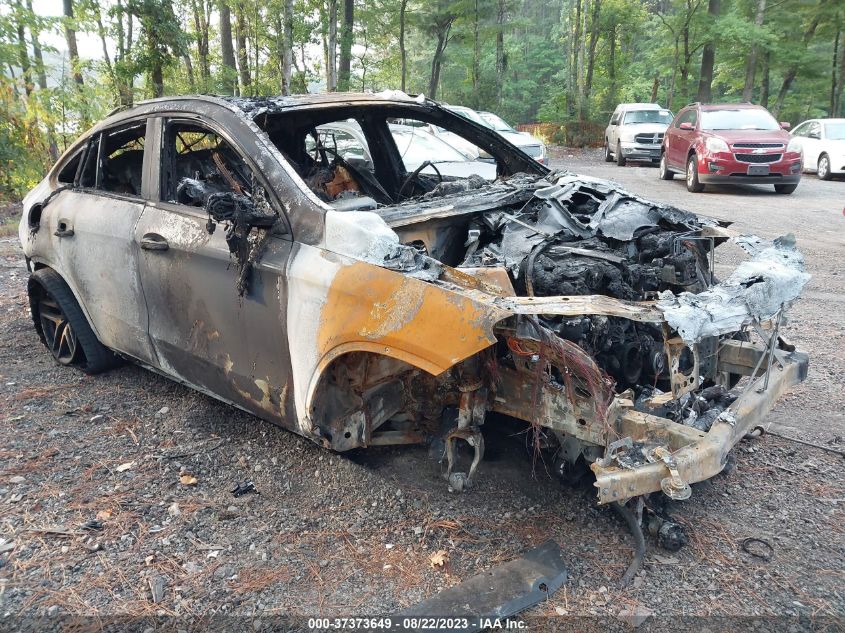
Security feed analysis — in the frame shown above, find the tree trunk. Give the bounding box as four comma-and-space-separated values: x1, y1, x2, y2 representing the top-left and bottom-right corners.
835, 30, 845, 116
495, 0, 505, 106
608, 24, 617, 107
337, 0, 353, 91
220, 2, 238, 95
665, 35, 680, 108
471, 0, 479, 107
760, 49, 770, 107
428, 21, 452, 100
696, 0, 719, 103
63, 0, 84, 87
184, 54, 196, 90
830, 28, 841, 115
191, 0, 211, 83
772, 13, 822, 117
14, 0, 33, 98
326, 0, 338, 91
583, 0, 601, 117
234, 3, 251, 94
651, 73, 659, 102
282, 0, 293, 95
741, 0, 766, 102
26, 0, 48, 92
570, 0, 581, 118
399, 0, 408, 92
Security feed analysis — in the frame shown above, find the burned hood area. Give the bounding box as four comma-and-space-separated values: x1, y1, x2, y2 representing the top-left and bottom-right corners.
160, 95, 807, 512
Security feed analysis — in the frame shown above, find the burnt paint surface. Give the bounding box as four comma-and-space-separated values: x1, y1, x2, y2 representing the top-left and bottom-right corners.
317, 261, 507, 377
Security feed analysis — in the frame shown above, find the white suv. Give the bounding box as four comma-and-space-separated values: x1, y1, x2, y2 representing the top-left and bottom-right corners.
605, 103, 674, 166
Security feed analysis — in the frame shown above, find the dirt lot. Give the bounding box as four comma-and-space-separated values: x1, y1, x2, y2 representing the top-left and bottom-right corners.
1, 151, 844, 630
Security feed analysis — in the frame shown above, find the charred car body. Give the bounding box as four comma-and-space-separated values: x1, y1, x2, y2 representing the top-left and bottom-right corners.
20, 92, 808, 508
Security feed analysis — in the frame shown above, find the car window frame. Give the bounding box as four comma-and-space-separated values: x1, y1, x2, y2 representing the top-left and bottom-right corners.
791, 121, 810, 137
152, 115, 291, 236
677, 109, 698, 128
73, 117, 153, 203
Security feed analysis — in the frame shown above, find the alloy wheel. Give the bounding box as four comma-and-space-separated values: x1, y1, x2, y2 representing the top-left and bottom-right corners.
818, 156, 830, 180
38, 296, 80, 365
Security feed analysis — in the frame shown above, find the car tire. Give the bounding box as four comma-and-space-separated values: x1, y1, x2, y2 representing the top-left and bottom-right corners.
685, 154, 704, 192
616, 142, 626, 166
774, 183, 798, 194
817, 153, 832, 181
604, 141, 613, 162
659, 153, 674, 180
28, 268, 122, 375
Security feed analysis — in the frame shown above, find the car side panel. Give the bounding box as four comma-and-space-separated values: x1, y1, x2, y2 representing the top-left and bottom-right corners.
135, 203, 297, 426
44, 189, 156, 363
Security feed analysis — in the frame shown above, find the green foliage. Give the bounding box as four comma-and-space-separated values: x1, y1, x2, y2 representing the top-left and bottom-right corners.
0, 0, 843, 197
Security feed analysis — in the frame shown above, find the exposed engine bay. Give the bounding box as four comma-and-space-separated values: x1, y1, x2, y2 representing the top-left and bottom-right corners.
218, 95, 809, 511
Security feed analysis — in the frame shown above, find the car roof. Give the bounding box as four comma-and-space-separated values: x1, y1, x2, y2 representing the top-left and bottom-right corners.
106, 92, 433, 123
617, 103, 663, 110
696, 103, 766, 111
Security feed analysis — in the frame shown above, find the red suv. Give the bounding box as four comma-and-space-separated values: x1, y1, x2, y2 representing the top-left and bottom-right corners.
659, 103, 803, 194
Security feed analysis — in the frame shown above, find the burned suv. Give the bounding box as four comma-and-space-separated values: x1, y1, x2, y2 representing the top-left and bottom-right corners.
20, 93, 808, 507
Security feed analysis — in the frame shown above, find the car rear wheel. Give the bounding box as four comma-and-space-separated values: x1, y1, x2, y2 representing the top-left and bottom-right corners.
774, 183, 798, 194
685, 154, 704, 192
817, 154, 832, 181
28, 268, 121, 374
604, 141, 613, 162
616, 142, 626, 166
659, 153, 674, 180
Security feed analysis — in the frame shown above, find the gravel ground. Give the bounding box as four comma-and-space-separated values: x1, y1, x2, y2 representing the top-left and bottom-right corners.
1, 151, 844, 630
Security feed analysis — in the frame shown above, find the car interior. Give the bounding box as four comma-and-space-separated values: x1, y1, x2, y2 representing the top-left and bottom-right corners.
253, 105, 525, 208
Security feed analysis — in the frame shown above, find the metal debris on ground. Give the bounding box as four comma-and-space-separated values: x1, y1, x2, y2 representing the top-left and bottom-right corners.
231, 480, 258, 497
399, 540, 567, 632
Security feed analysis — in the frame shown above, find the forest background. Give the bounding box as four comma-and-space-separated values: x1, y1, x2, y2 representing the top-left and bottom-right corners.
1, 0, 842, 198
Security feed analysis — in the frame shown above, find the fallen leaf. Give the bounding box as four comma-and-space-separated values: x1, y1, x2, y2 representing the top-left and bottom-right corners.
554, 606, 567, 616
180, 474, 198, 486
116, 461, 135, 473
429, 549, 449, 568
95, 509, 113, 521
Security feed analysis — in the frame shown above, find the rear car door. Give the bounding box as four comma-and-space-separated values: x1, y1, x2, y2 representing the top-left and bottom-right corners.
46, 119, 156, 363
134, 114, 296, 425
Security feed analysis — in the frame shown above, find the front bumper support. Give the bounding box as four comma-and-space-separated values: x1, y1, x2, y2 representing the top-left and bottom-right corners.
591, 340, 808, 504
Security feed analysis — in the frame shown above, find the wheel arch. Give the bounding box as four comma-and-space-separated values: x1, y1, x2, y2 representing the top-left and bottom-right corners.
27, 262, 104, 344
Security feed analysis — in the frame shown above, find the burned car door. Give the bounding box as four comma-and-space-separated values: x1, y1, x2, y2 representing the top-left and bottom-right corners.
45, 119, 156, 363
134, 116, 296, 425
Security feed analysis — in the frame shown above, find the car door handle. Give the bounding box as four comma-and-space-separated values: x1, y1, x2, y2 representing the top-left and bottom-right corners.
54, 221, 74, 238
140, 234, 169, 251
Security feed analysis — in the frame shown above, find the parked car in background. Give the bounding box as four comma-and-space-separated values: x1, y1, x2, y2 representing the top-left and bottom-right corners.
789, 118, 845, 180
659, 102, 803, 194
604, 103, 674, 166
477, 111, 548, 165
311, 121, 497, 182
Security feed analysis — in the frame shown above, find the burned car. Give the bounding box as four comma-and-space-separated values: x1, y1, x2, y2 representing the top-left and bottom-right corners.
20, 92, 808, 512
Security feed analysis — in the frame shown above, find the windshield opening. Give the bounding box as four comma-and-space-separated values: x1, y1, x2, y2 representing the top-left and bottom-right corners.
623, 109, 673, 125
700, 109, 780, 131
479, 112, 515, 132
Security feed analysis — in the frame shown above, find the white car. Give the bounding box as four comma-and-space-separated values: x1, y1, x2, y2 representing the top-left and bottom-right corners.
605, 103, 674, 166
477, 111, 548, 165
790, 118, 845, 180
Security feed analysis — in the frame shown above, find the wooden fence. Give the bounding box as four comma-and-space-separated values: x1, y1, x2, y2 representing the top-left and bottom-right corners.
517, 121, 606, 147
